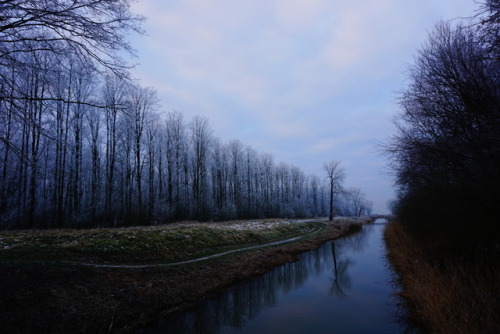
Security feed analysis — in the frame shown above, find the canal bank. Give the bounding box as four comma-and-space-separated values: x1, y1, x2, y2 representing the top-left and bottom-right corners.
138, 219, 410, 334
0, 218, 365, 333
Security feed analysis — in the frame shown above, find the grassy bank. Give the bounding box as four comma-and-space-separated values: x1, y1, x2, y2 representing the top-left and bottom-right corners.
0, 219, 317, 265
0, 217, 363, 333
384, 221, 500, 334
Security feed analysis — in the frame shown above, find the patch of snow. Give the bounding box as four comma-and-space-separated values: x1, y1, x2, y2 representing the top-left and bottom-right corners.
207, 220, 295, 231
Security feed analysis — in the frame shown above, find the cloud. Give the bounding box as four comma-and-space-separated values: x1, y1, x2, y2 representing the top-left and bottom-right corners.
310, 134, 359, 153
129, 0, 479, 213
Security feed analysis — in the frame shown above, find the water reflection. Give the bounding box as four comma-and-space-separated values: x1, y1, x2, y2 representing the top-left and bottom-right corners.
330, 241, 352, 298
138, 223, 406, 334
141, 247, 335, 333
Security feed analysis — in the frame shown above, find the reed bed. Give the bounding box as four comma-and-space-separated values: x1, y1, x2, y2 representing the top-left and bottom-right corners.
384, 221, 500, 334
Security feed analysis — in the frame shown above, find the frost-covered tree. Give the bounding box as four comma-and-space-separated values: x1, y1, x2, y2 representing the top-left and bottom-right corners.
324, 160, 345, 221
0, 1, 375, 229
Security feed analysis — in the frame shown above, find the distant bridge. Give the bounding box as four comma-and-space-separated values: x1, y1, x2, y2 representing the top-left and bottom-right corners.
368, 214, 396, 223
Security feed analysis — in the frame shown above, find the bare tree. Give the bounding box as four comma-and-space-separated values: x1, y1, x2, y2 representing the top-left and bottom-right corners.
260, 153, 275, 217
128, 85, 159, 218
324, 160, 345, 221
86, 104, 102, 221
211, 138, 229, 219
345, 187, 373, 217
476, 0, 499, 60
228, 139, 243, 217
165, 111, 189, 220
0, 0, 143, 164
387, 14, 499, 236
102, 75, 127, 222
0, 0, 143, 75
189, 115, 213, 220
309, 175, 320, 217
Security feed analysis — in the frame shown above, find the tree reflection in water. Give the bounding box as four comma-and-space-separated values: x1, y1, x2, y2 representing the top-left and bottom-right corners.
329, 241, 352, 298
137, 227, 383, 334
327, 225, 372, 298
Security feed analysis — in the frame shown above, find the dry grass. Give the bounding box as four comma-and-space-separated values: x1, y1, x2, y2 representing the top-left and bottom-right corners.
384, 221, 500, 334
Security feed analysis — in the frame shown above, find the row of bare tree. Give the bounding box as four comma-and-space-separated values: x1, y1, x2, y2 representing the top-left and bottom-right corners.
0, 1, 372, 229
0, 75, 372, 229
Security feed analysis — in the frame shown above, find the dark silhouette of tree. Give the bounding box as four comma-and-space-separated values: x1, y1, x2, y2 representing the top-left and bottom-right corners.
387, 4, 500, 242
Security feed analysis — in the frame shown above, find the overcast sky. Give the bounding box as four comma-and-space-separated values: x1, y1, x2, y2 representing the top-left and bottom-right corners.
128, 0, 479, 214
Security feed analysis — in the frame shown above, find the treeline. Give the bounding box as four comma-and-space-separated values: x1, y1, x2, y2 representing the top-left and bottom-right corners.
0, 75, 372, 228
0, 1, 372, 229
387, 1, 499, 244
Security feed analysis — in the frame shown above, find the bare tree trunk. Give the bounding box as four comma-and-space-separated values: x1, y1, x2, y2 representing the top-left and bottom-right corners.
324, 160, 345, 221
329, 180, 334, 221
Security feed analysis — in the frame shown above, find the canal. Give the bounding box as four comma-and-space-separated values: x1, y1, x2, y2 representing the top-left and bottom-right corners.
138, 220, 413, 333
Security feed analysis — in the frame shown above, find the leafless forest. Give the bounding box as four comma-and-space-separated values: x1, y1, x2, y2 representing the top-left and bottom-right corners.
0, 1, 372, 229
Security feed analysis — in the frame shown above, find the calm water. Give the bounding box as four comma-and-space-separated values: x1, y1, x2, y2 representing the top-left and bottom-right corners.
138, 220, 413, 334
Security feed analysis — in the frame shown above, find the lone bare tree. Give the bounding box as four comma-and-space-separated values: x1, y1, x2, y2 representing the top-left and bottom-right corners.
324, 160, 345, 221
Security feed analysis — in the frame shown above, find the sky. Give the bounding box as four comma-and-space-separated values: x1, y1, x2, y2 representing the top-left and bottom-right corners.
128, 0, 479, 214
